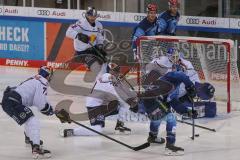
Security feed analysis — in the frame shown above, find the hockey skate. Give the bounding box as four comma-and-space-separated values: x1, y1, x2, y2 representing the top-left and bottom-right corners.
147, 132, 165, 144
114, 120, 131, 134
32, 144, 51, 159
60, 129, 74, 138
25, 132, 43, 148
165, 143, 184, 156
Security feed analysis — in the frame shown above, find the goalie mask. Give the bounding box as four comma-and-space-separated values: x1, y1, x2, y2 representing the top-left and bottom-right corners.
38, 66, 53, 81
167, 47, 180, 64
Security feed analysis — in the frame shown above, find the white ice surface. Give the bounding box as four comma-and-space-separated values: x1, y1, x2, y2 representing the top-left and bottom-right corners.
0, 66, 240, 160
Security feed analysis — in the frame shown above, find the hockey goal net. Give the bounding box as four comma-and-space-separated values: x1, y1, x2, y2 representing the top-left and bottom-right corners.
136, 35, 240, 113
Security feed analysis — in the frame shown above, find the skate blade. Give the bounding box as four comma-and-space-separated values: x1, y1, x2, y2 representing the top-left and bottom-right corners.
114, 130, 131, 135
149, 142, 165, 146
59, 128, 65, 137
25, 143, 31, 148
26, 143, 43, 149
32, 153, 51, 159
164, 149, 184, 156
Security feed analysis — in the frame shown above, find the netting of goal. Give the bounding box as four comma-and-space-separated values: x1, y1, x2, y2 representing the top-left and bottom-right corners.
136, 35, 240, 113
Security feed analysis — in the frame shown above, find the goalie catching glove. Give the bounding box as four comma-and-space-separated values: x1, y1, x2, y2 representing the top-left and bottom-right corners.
55, 109, 71, 123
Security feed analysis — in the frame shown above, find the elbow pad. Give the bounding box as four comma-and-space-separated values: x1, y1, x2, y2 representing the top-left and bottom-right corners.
41, 103, 54, 116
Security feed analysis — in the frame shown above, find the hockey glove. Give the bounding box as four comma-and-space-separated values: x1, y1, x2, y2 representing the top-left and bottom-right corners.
185, 84, 197, 99
40, 103, 54, 116
55, 109, 71, 123
76, 33, 89, 44
129, 105, 138, 113
95, 44, 107, 57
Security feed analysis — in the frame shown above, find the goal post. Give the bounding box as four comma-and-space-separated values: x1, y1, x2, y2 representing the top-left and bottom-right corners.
136, 35, 239, 113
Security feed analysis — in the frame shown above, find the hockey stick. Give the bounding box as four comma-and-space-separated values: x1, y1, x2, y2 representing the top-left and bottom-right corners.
176, 119, 216, 132
71, 119, 150, 151
113, 61, 139, 91
188, 96, 196, 140
88, 42, 108, 63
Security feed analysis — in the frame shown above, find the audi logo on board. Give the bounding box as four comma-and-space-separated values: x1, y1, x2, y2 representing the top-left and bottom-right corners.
186, 18, 200, 24
37, 10, 50, 16
134, 15, 146, 21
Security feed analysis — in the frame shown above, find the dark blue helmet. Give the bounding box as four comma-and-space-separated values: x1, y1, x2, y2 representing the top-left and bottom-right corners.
38, 66, 53, 80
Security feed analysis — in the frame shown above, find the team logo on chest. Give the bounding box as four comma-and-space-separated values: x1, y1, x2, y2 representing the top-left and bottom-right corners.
89, 34, 97, 43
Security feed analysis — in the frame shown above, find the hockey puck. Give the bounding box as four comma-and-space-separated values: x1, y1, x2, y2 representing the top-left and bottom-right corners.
195, 134, 200, 137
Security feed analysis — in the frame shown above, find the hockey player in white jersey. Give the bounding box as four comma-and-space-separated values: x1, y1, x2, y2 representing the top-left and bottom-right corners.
1, 66, 54, 159
60, 63, 136, 137
147, 47, 200, 82
66, 6, 107, 82
147, 47, 201, 98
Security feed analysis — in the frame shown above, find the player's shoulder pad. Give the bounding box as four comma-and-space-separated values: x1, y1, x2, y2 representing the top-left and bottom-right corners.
95, 20, 103, 28
34, 75, 48, 86
138, 17, 155, 31
74, 20, 82, 26
157, 56, 170, 64
180, 58, 194, 69
159, 10, 180, 20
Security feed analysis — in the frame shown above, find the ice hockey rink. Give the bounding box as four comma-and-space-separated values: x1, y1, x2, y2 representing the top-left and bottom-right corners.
1, 66, 240, 160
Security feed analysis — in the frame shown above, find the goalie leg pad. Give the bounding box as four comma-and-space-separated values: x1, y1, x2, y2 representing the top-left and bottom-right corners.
194, 101, 217, 118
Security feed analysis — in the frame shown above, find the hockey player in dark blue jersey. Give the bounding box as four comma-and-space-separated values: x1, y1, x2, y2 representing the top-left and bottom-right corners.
157, 0, 180, 36
139, 69, 197, 156
132, 3, 158, 60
